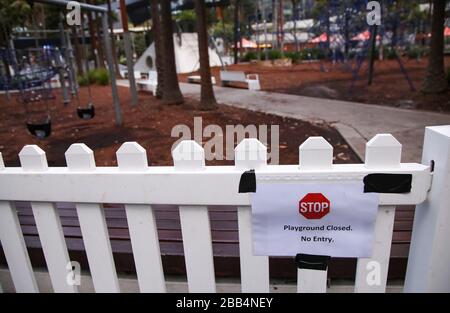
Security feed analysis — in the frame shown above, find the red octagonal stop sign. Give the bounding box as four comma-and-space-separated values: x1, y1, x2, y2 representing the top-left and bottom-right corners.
299, 193, 330, 219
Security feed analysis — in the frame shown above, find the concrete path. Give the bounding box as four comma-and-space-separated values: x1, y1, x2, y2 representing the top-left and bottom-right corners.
179, 83, 450, 162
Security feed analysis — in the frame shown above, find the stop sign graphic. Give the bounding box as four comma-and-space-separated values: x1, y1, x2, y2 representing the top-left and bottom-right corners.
299, 193, 330, 219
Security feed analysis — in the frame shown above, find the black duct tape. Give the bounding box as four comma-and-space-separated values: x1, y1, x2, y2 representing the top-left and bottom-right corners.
295, 254, 331, 271
238, 170, 256, 193
363, 173, 412, 194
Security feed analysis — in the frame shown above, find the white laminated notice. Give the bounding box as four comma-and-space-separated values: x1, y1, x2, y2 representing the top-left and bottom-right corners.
251, 182, 379, 258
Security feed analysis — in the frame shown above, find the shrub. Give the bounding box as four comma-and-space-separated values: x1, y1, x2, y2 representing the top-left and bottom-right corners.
77, 75, 89, 86
383, 46, 397, 60
92, 68, 109, 85
299, 48, 326, 61
406, 45, 427, 59
78, 69, 110, 86
267, 49, 283, 60
284, 51, 301, 63
243, 51, 258, 62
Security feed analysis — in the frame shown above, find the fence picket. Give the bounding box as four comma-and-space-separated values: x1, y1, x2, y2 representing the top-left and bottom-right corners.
0, 152, 38, 293
173, 141, 216, 293
0, 201, 38, 292
19, 146, 77, 293
117, 142, 166, 293
235, 139, 269, 293
354, 134, 402, 293
297, 137, 333, 293
65, 144, 120, 293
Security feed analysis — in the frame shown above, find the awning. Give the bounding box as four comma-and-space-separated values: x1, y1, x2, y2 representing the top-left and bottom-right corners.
351, 30, 381, 42
231, 38, 258, 49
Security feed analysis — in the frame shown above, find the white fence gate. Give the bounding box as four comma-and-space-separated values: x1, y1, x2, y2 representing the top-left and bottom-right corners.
0, 125, 449, 293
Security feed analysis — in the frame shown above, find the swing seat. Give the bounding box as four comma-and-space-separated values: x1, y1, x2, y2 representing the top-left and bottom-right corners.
77, 104, 95, 120
26, 117, 52, 139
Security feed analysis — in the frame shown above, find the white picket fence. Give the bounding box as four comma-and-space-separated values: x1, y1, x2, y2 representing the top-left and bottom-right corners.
0, 125, 449, 293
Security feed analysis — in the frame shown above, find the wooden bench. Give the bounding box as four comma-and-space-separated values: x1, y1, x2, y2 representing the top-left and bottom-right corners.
187, 75, 216, 85
219, 70, 261, 91
136, 71, 158, 95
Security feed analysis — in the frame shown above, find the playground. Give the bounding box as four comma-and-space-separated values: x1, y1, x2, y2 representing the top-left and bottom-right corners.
0, 85, 359, 167
180, 57, 450, 112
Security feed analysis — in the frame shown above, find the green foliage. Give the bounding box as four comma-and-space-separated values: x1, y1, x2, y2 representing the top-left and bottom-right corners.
383, 46, 397, 60
406, 45, 428, 59
77, 75, 89, 86
267, 50, 283, 60
132, 33, 147, 59
78, 68, 110, 86
284, 51, 301, 64
91, 68, 109, 85
243, 51, 258, 62
299, 48, 326, 61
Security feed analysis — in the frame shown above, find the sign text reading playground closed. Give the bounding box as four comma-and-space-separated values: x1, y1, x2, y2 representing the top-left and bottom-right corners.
251, 183, 379, 258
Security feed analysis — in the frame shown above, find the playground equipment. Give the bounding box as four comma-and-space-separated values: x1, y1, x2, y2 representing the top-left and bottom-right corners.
134, 33, 223, 74
14, 46, 58, 139
74, 14, 95, 120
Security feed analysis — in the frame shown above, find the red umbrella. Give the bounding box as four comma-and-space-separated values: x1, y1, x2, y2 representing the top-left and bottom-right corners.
310, 33, 328, 43
234, 38, 258, 48
445, 27, 450, 37
352, 30, 381, 41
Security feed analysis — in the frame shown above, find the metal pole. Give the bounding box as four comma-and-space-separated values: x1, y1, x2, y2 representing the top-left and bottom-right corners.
263, 5, 268, 60
66, 29, 78, 93
119, 0, 138, 106
102, 15, 122, 126
55, 25, 70, 105
33, 0, 107, 13
59, 18, 76, 96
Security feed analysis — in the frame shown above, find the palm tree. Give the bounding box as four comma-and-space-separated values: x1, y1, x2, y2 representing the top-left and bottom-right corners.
195, 0, 218, 110
421, 0, 447, 94
150, 0, 164, 99
160, 0, 184, 105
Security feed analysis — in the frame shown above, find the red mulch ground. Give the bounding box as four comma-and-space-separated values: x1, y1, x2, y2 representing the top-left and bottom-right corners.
0, 85, 359, 167
179, 56, 450, 112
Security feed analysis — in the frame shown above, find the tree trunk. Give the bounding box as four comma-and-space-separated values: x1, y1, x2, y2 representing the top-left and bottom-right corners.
107, 0, 120, 76
292, 0, 299, 52
325, 2, 331, 59
278, 0, 284, 54
421, 0, 447, 94
195, 0, 218, 110
233, 0, 240, 64
160, 0, 184, 105
150, 0, 164, 99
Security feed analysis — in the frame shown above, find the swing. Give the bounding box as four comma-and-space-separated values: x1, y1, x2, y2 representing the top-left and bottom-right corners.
16, 48, 55, 139
77, 103, 95, 119
75, 18, 96, 120
26, 116, 52, 139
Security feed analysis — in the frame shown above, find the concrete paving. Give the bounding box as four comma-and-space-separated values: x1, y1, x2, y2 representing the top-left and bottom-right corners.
179, 83, 450, 162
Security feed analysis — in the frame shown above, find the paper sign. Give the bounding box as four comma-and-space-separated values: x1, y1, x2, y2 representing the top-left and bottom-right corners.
251, 182, 379, 258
